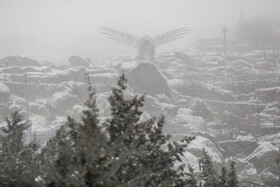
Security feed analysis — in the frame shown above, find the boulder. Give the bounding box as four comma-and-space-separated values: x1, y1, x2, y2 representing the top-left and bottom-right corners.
126, 62, 173, 101
68, 105, 86, 121
9, 104, 24, 113
255, 87, 280, 103
191, 99, 213, 121
68, 56, 90, 67
48, 89, 79, 116
176, 151, 200, 172
187, 136, 224, 169
218, 139, 258, 158
173, 108, 205, 131
260, 132, 280, 147
0, 56, 41, 67
245, 142, 280, 173
30, 102, 49, 116
142, 95, 178, 125
62, 67, 87, 82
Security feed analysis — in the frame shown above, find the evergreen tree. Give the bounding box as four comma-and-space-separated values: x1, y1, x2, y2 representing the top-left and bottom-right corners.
0, 111, 40, 186
201, 151, 218, 187
1, 74, 200, 186
104, 74, 195, 186
218, 166, 227, 187
227, 161, 238, 187
42, 74, 197, 187
42, 90, 112, 186
185, 165, 198, 187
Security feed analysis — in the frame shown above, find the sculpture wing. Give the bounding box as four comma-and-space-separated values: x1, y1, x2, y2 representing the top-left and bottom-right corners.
153, 27, 191, 47
99, 27, 140, 48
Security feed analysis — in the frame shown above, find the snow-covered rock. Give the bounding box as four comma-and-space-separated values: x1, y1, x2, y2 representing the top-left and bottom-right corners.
218, 138, 258, 158
30, 102, 49, 116
245, 142, 280, 172
173, 108, 205, 131
155, 94, 172, 104
143, 95, 178, 125
126, 62, 173, 100
187, 136, 224, 167
175, 151, 200, 172
0, 56, 42, 67
255, 87, 280, 103
90, 72, 118, 88
48, 89, 79, 116
236, 132, 256, 142
262, 101, 280, 116
191, 99, 213, 121
260, 132, 280, 147
1, 66, 51, 74
67, 104, 86, 121
68, 56, 90, 67
0, 82, 10, 104
9, 104, 24, 113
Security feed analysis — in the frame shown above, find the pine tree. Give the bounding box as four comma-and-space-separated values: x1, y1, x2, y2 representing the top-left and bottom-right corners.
227, 161, 238, 187
186, 165, 198, 187
42, 118, 82, 186
218, 166, 227, 187
26, 74, 196, 186
0, 75, 245, 186
104, 74, 195, 186
201, 151, 218, 187
42, 90, 112, 186
0, 111, 40, 186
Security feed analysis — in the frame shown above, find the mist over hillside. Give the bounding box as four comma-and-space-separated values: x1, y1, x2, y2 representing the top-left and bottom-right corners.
0, 0, 280, 186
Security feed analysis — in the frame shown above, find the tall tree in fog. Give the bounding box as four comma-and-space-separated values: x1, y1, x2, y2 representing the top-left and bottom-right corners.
0, 112, 40, 186
42, 74, 196, 187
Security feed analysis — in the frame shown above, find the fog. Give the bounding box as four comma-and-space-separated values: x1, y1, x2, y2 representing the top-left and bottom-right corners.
0, 0, 279, 62
1, 1, 280, 185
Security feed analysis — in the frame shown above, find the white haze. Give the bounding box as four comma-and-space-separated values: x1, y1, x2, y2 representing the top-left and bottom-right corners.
0, 0, 279, 63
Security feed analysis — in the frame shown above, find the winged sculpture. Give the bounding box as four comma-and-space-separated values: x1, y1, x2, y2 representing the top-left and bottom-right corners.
100, 27, 190, 62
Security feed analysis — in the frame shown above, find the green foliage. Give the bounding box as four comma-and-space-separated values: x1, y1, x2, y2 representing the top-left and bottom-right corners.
41, 74, 195, 186
201, 151, 218, 187
218, 166, 227, 187
0, 75, 243, 187
0, 111, 41, 186
42, 90, 111, 186
227, 161, 238, 187
185, 165, 198, 187
200, 153, 239, 187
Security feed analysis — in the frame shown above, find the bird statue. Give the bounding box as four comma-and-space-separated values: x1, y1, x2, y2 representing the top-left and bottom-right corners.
100, 27, 190, 63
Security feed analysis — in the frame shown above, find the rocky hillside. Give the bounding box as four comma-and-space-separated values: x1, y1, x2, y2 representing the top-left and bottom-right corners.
0, 51, 279, 183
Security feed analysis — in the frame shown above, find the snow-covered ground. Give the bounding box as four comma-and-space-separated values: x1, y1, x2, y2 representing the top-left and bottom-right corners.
0, 50, 280, 182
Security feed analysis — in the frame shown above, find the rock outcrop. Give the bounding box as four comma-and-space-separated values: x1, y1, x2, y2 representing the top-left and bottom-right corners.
127, 62, 174, 101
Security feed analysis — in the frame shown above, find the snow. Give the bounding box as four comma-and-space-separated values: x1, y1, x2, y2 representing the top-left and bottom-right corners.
173, 108, 205, 131
0, 82, 9, 93
175, 151, 200, 172
245, 142, 279, 161
1, 49, 280, 176
259, 132, 280, 146
187, 136, 223, 164
139, 112, 151, 123
236, 133, 256, 142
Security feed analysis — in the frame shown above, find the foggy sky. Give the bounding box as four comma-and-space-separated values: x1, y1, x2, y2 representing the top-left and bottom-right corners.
0, 0, 279, 63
